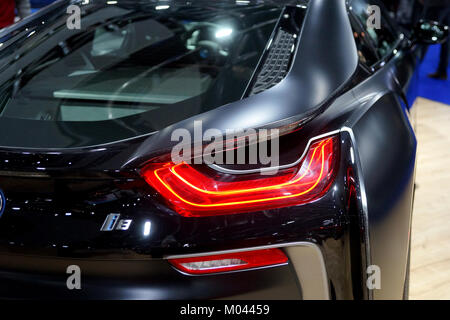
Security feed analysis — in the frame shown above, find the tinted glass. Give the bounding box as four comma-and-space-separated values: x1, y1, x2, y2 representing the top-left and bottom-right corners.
350, 0, 398, 61
349, 14, 378, 66
0, 3, 280, 124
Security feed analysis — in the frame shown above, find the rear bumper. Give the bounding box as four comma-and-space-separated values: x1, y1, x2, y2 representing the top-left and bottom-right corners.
0, 243, 327, 300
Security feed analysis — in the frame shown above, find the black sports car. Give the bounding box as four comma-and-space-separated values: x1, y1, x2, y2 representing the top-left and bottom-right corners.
0, 0, 447, 300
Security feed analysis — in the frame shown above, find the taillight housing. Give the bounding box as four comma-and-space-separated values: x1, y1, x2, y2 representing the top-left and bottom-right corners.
168, 248, 288, 275
141, 135, 338, 217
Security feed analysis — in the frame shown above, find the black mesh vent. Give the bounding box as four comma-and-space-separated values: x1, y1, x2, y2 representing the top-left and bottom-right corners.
249, 29, 296, 95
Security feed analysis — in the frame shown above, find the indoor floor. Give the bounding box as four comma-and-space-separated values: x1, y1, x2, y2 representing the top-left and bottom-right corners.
411, 97, 450, 299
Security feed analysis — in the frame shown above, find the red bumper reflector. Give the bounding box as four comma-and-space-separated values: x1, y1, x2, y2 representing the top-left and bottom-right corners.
168, 248, 288, 275
141, 136, 337, 217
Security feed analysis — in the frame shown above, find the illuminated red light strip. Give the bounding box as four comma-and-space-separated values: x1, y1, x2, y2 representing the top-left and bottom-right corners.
153, 146, 325, 207
167, 139, 327, 196
168, 248, 288, 275
141, 136, 337, 216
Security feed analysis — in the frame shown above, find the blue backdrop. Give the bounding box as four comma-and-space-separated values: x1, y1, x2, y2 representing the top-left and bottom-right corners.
418, 44, 450, 105
31, 0, 54, 8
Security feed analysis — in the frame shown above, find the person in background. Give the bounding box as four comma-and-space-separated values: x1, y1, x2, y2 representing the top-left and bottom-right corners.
0, 0, 31, 30
381, 0, 400, 18
397, 0, 424, 28
423, 0, 450, 80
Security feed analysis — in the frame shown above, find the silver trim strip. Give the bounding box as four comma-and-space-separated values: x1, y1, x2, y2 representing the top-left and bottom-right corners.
165, 241, 330, 300
172, 262, 289, 277
341, 126, 372, 300
208, 129, 341, 175
164, 242, 303, 259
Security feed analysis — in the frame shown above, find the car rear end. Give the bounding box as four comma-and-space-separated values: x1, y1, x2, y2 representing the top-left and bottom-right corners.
0, 0, 367, 300
0, 139, 331, 300
0, 129, 363, 300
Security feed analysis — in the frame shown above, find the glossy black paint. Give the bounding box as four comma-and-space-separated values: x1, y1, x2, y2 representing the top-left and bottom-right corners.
0, 0, 427, 299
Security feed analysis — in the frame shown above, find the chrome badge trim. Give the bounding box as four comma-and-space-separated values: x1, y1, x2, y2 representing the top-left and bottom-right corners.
100, 213, 132, 231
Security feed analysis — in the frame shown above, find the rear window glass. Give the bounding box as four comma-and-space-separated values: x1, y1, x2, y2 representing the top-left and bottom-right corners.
349, 0, 399, 61
0, 4, 280, 125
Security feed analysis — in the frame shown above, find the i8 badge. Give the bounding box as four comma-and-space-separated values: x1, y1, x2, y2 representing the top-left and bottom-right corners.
100, 213, 132, 231
0, 190, 5, 219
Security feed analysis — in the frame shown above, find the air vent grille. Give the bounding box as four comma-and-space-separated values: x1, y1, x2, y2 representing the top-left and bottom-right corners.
249, 29, 296, 95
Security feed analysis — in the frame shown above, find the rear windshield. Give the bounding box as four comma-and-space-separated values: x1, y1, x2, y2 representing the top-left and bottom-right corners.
0, 3, 280, 128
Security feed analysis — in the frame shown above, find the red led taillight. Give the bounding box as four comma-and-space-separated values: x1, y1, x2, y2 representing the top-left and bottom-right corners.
141, 135, 338, 217
168, 248, 288, 275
